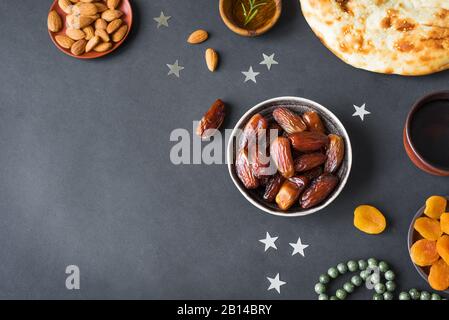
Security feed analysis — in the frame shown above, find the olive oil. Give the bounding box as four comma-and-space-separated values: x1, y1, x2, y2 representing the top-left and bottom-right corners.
232, 0, 276, 30
410, 100, 449, 170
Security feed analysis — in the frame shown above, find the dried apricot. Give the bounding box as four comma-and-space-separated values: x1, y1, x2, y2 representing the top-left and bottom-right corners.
410, 239, 439, 267
353, 205, 387, 234
414, 217, 442, 241
437, 235, 449, 266
424, 196, 447, 219
440, 213, 449, 235
428, 259, 449, 291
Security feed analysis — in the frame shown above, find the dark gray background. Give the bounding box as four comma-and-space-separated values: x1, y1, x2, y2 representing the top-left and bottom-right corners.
0, 0, 448, 299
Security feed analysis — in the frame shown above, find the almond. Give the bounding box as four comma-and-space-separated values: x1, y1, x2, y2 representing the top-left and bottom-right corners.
66, 14, 95, 29
187, 29, 208, 44
94, 42, 113, 52
85, 35, 100, 52
95, 18, 107, 30
102, 9, 123, 22
106, 19, 122, 34
55, 35, 75, 49
205, 48, 218, 72
95, 28, 110, 42
48, 10, 62, 32
107, 0, 121, 9
94, 2, 108, 12
112, 24, 127, 42
58, 0, 73, 14
73, 2, 97, 16
70, 39, 87, 56
83, 25, 95, 40
66, 28, 86, 40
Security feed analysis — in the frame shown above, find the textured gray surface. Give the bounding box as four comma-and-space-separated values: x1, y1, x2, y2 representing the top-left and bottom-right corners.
0, 0, 448, 299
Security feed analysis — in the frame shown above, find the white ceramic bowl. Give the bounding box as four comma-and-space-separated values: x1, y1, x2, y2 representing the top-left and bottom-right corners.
227, 96, 353, 217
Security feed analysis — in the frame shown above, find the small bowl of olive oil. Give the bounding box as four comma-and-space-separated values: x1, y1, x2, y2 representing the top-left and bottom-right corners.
219, 0, 281, 37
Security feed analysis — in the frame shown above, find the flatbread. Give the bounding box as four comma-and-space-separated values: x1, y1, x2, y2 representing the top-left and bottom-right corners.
300, 0, 449, 75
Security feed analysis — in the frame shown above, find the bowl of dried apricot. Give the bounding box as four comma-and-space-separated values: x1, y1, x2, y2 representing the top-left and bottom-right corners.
408, 195, 449, 293
227, 96, 352, 217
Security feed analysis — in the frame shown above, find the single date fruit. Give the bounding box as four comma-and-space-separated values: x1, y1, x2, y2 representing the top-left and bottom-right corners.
240, 113, 268, 149
263, 173, 285, 202
270, 137, 295, 178
235, 148, 259, 189
288, 131, 329, 152
302, 110, 325, 133
325, 134, 345, 173
275, 176, 308, 211
273, 107, 307, 134
294, 152, 327, 172
300, 173, 339, 209
196, 99, 226, 139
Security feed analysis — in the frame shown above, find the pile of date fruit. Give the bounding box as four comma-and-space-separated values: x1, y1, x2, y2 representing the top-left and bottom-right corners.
235, 107, 345, 211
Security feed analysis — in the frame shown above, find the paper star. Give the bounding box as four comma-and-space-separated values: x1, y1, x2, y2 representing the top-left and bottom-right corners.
267, 273, 286, 294
167, 60, 184, 78
352, 103, 371, 121
289, 237, 309, 257
259, 232, 278, 252
260, 53, 278, 70
154, 11, 171, 28
242, 66, 260, 83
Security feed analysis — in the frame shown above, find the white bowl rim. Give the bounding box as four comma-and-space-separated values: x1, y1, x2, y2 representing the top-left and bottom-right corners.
226, 96, 353, 217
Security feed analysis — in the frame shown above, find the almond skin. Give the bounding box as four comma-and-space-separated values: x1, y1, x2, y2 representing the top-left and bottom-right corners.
187, 29, 208, 44
95, 2, 108, 12
73, 2, 97, 16
102, 9, 123, 22
112, 24, 127, 42
95, 18, 108, 30
85, 35, 100, 52
71, 39, 87, 56
66, 28, 86, 40
107, 0, 121, 9
55, 35, 75, 49
83, 26, 95, 40
106, 19, 122, 34
205, 48, 218, 72
94, 42, 113, 52
58, 0, 73, 14
48, 10, 62, 32
95, 29, 110, 42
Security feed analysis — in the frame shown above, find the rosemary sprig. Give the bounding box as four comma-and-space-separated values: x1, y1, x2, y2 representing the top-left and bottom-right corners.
241, 0, 267, 26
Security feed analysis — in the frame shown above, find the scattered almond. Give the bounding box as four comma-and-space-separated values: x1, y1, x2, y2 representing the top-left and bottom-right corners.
106, 19, 122, 34
48, 10, 62, 32
94, 42, 113, 52
55, 35, 74, 49
112, 24, 127, 42
187, 29, 208, 44
71, 39, 87, 56
205, 48, 218, 72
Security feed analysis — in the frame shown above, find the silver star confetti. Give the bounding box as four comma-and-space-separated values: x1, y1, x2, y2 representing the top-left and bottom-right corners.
260, 53, 278, 70
267, 273, 286, 294
242, 66, 260, 83
352, 103, 371, 121
167, 60, 184, 78
154, 11, 171, 28
289, 236, 309, 257
259, 232, 278, 252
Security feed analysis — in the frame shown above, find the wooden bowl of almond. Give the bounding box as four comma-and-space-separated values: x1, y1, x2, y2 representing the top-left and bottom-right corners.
47, 0, 132, 58
227, 97, 352, 217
